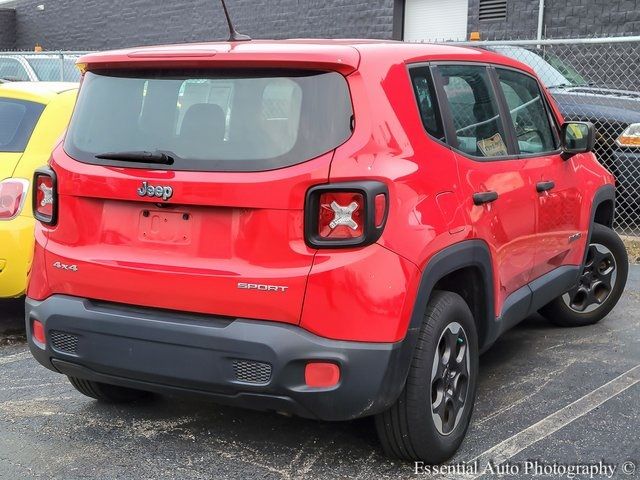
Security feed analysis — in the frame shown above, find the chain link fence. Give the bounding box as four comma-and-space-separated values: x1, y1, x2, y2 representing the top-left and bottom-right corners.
2, 42, 639, 240
448, 37, 640, 238
0, 51, 89, 82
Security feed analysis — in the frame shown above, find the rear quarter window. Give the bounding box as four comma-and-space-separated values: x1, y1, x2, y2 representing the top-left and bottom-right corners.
438, 64, 509, 158
0, 98, 45, 153
65, 69, 354, 172
409, 66, 446, 142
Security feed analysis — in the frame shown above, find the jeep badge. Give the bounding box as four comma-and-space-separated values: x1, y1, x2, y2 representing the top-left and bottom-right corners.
137, 181, 173, 201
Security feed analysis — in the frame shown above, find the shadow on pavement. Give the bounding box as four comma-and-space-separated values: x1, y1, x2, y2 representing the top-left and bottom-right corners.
0, 297, 25, 335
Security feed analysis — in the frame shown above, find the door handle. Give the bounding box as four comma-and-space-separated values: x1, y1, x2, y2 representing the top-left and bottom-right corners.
473, 191, 499, 205
536, 180, 555, 193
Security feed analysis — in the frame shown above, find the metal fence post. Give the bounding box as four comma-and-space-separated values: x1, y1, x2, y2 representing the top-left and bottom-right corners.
58, 52, 64, 81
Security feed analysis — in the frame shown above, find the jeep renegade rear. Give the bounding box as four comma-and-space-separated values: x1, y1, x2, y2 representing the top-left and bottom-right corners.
26, 40, 628, 463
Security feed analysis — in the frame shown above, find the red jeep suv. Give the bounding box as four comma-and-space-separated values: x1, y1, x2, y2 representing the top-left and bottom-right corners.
26, 40, 628, 462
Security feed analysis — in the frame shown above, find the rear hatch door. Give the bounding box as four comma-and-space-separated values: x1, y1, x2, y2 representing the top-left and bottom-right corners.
44, 63, 354, 325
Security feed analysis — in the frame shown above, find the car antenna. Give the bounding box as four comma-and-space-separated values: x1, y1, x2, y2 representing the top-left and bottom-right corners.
219, 0, 251, 42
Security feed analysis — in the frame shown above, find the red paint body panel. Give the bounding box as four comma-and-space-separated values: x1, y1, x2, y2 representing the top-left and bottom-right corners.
51, 144, 332, 210
302, 244, 421, 342
79, 41, 362, 75
31, 145, 330, 323
29, 40, 614, 343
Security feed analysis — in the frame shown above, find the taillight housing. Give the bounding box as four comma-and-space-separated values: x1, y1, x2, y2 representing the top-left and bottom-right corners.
32, 167, 58, 225
305, 181, 389, 248
0, 178, 29, 221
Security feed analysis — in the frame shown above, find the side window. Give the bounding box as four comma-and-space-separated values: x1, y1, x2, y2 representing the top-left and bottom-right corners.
0, 58, 30, 81
496, 68, 558, 154
439, 65, 509, 158
409, 67, 445, 141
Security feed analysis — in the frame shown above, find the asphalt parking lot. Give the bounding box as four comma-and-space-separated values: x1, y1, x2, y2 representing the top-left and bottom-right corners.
1, 267, 638, 479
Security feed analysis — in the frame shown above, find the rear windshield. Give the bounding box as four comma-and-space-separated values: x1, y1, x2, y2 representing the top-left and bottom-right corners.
65, 69, 354, 172
0, 98, 45, 153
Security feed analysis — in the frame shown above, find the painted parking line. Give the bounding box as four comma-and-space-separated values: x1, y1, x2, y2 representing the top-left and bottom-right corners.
445, 364, 640, 480
0, 351, 30, 366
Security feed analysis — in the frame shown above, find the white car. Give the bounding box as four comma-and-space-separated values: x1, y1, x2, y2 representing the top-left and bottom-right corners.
0, 54, 81, 82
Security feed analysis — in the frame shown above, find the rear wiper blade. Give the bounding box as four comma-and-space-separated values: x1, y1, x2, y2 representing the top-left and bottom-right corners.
94, 151, 174, 164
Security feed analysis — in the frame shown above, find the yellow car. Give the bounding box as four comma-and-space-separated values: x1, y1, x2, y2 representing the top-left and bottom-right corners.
0, 82, 77, 298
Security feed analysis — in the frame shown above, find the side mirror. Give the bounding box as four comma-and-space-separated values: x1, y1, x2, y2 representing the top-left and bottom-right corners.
561, 121, 596, 155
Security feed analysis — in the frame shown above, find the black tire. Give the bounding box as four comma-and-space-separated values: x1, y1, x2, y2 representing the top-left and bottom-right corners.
539, 223, 628, 327
375, 290, 478, 463
68, 376, 150, 403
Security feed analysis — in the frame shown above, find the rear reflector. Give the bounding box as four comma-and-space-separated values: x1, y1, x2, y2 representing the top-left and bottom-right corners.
0, 179, 29, 220
374, 193, 386, 227
305, 362, 340, 388
32, 320, 46, 345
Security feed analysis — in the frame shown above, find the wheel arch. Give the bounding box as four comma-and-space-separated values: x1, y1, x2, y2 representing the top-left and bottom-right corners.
414, 240, 495, 350
432, 265, 490, 350
593, 198, 614, 228
380, 240, 495, 408
584, 185, 616, 264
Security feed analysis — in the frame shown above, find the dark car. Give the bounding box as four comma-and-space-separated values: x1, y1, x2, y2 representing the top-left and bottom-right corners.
488, 46, 640, 231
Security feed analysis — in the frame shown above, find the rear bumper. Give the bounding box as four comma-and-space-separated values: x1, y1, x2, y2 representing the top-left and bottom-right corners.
25, 295, 409, 421
0, 215, 34, 298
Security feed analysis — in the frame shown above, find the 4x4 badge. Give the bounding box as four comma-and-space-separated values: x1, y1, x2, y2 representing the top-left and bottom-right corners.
137, 181, 173, 201
568, 232, 582, 243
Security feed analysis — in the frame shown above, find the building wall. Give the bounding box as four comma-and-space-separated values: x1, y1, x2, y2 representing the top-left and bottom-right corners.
9, 0, 397, 50
0, 8, 16, 49
1, 0, 638, 50
467, 0, 640, 40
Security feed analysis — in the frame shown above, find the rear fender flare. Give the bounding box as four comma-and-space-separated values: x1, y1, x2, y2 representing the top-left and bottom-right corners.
583, 184, 615, 266
378, 240, 494, 407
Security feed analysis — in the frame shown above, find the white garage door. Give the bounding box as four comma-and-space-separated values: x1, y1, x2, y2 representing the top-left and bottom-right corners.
404, 0, 469, 42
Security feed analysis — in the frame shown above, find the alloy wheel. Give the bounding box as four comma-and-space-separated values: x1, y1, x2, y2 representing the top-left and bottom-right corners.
430, 322, 470, 436
562, 243, 617, 314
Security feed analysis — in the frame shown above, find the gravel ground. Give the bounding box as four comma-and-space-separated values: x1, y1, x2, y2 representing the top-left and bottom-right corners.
0, 267, 638, 479
623, 237, 640, 264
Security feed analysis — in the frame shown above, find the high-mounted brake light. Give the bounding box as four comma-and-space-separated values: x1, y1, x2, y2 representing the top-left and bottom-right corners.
0, 179, 29, 220
32, 167, 58, 225
305, 181, 389, 248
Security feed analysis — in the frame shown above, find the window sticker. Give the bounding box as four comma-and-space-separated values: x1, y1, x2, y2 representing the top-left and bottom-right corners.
477, 133, 508, 157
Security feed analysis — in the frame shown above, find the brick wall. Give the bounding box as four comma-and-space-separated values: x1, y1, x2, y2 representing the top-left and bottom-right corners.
467, 0, 640, 40
3, 0, 638, 50
0, 8, 16, 49
10, 0, 396, 50
543, 0, 640, 38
